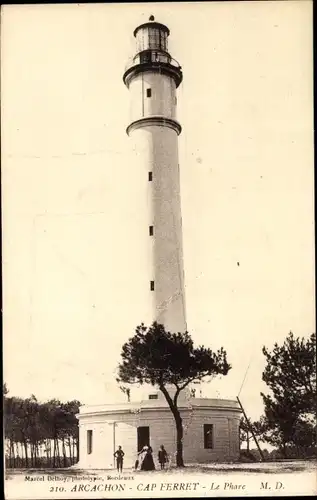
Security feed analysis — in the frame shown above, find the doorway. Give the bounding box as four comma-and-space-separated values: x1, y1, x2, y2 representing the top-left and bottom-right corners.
137, 426, 150, 452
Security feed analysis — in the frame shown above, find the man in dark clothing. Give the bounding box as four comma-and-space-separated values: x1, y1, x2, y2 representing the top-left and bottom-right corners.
114, 446, 125, 473
158, 445, 168, 470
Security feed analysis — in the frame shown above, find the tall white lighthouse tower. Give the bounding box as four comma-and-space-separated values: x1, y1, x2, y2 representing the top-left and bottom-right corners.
123, 16, 186, 334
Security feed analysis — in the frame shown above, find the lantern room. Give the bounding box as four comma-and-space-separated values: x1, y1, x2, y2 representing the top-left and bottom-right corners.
134, 15, 170, 53
123, 16, 183, 89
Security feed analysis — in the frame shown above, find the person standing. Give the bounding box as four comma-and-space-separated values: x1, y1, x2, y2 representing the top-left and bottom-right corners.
158, 445, 168, 470
140, 444, 155, 471
114, 445, 125, 473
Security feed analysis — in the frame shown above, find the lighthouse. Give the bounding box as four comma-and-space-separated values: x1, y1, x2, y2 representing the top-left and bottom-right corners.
123, 16, 186, 334
76, 18, 242, 467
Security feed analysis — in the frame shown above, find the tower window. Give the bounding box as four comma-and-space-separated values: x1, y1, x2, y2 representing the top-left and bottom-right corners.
148, 172, 153, 181
149, 394, 158, 400
150, 281, 155, 291
149, 225, 154, 236
87, 430, 93, 455
146, 88, 152, 98
203, 424, 214, 449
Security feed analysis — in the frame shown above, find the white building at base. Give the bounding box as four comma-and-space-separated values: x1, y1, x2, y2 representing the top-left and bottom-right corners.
77, 388, 241, 469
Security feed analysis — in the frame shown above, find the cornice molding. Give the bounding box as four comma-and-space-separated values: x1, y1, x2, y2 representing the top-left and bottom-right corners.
127, 116, 182, 136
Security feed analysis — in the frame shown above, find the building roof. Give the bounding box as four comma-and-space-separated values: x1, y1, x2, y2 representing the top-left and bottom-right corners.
77, 397, 241, 419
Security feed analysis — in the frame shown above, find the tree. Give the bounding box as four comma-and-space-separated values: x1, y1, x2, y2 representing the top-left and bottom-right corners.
117, 322, 231, 467
262, 332, 316, 415
239, 416, 266, 457
260, 332, 316, 457
4, 389, 81, 468
239, 417, 251, 452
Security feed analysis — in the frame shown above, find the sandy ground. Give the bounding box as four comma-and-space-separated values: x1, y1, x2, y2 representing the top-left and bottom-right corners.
5, 459, 317, 479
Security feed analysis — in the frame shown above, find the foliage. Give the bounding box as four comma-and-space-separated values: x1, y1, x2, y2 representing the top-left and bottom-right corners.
118, 322, 230, 388
3, 387, 81, 468
239, 417, 250, 450
239, 416, 266, 453
259, 332, 316, 457
117, 322, 231, 466
262, 332, 316, 415
240, 448, 270, 462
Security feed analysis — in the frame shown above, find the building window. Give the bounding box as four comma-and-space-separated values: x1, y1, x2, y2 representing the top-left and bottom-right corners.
148, 28, 160, 49
148, 172, 153, 181
204, 424, 213, 449
149, 225, 154, 236
150, 281, 155, 291
87, 430, 93, 455
149, 394, 158, 400
146, 88, 152, 98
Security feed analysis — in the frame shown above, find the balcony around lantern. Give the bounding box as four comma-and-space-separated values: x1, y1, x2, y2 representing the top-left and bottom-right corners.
123, 50, 183, 88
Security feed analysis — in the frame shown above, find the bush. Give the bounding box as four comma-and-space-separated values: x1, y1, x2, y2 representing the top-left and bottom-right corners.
239, 450, 257, 462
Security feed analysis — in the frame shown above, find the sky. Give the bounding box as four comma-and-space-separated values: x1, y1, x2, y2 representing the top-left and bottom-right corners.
2, 1, 314, 421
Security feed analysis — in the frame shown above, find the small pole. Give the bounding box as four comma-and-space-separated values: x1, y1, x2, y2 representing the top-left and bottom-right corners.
237, 396, 265, 461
